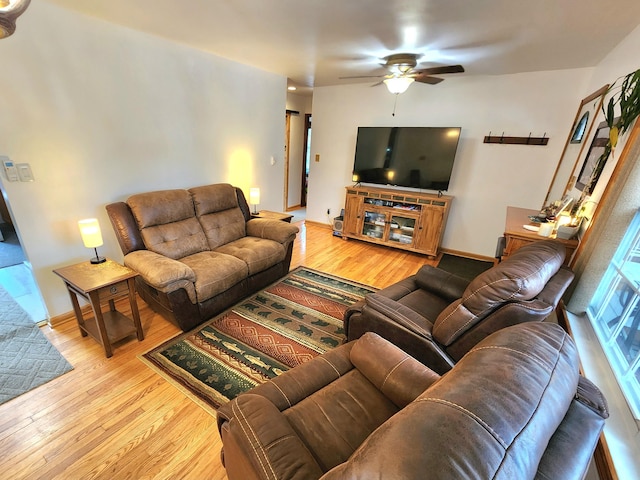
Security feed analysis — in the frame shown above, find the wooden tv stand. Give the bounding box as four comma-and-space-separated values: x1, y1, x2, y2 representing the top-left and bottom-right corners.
342, 186, 452, 258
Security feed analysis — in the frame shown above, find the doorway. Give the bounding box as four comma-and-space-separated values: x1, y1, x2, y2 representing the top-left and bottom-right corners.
301, 114, 311, 207
0, 192, 48, 323
284, 109, 311, 216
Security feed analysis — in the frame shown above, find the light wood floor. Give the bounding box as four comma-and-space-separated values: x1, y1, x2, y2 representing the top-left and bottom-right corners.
0, 222, 437, 480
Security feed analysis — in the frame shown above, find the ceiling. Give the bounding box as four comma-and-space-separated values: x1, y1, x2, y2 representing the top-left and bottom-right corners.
46, 0, 640, 95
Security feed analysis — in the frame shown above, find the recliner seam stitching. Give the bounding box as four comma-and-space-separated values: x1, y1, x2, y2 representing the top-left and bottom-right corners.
435, 278, 524, 344
436, 251, 561, 344
267, 380, 293, 408
232, 400, 278, 480
417, 397, 508, 449
380, 356, 410, 390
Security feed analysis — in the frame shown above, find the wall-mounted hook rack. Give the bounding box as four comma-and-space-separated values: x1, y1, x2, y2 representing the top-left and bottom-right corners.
483, 131, 549, 146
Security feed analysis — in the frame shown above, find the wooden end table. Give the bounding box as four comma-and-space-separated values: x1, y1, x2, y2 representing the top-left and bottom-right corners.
251, 210, 294, 222
503, 206, 579, 266
53, 259, 144, 358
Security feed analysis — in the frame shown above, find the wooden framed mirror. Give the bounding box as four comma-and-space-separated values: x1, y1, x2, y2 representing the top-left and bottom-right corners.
543, 84, 609, 208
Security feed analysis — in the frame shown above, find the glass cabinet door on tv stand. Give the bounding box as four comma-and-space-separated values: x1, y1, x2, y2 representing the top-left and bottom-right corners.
362, 208, 418, 246
362, 210, 387, 240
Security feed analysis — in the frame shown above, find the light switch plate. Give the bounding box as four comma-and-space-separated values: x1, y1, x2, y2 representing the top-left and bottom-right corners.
16, 163, 34, 182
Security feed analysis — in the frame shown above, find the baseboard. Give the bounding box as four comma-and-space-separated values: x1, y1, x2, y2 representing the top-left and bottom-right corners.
439, 248, 497, 264
305, 219, 332, 229
48, 304, 94, 328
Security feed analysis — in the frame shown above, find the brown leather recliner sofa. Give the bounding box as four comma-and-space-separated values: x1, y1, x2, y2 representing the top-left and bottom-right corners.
344, 239, 574, 374
106, 183, 299, 332
217, 322, 608, 480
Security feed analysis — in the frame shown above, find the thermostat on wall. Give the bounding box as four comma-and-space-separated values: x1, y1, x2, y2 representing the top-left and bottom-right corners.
1, 156, 18, 181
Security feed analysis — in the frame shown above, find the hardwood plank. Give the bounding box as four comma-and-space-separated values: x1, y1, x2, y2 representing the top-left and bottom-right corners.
0, 221, 437, 479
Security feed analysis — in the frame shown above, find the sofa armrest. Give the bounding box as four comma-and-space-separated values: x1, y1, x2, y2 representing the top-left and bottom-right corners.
364, 293, 434, 340
350, 332, 440, 409
219, 342, 357, 423
415, 264, 470, 302
246, 218, 299, 244
536, 267, 574, 309
124, 250, 197, 302
222, 394, 324, 480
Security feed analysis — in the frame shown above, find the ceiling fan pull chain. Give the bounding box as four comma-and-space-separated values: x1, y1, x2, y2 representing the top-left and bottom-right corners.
392, 94, 398, 116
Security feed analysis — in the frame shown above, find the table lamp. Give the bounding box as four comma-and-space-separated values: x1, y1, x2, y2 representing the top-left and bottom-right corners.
78, 218, 106, 264
249, 187, 260, 214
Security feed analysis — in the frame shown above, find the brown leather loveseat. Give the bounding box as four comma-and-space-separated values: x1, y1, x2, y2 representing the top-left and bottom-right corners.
344, 239, 574, 373
106, 183, 299, 331
217, 322, 607, 480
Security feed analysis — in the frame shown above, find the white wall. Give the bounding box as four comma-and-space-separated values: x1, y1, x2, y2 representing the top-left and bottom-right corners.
308, 69, 595, 256
0, 2, 287, 317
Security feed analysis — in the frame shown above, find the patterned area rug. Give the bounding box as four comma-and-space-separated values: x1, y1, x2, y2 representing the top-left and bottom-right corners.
141, 267, 377, 411
0, 285, 73, 405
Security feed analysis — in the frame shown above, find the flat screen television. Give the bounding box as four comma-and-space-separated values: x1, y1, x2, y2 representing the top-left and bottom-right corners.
351, 126, 461, 191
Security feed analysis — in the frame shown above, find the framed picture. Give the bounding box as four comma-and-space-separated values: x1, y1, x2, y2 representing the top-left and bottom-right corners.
543, 84, 608, 206
570, 111, 589, 144
575, 120, 612, 194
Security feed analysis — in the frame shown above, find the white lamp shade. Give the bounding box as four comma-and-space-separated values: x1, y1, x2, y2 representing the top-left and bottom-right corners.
249, 187, 260, 205
78, 218, 104, 248
383, 76, 414, 94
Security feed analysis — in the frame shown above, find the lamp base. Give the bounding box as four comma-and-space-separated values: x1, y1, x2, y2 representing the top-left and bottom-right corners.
90, 256, 106, 264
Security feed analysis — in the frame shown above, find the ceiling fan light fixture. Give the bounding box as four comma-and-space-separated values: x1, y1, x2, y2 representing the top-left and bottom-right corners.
0, 0, 30, 39
384, 76, 414, 94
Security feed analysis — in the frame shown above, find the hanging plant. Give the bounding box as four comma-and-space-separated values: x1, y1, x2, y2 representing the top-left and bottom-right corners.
584, 68, 640, 192
602, 68, 640, 150
574, 68, 640, 209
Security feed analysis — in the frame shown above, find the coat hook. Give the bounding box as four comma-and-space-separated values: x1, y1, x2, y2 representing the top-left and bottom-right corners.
500, 132, 504, 143
527, 132, 532, 144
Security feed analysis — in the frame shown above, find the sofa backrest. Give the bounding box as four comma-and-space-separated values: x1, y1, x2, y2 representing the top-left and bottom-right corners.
322, 323, 607, 480
432, 240, 566, 346
190, 184, 247, 249
127, 189, 209, 260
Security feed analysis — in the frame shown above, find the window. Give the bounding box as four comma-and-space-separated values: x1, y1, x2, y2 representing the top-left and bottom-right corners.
588, 208, 640, 419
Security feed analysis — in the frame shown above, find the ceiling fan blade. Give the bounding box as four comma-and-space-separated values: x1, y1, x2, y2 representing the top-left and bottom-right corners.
415, 65, 465, 75
414, 75, 445, 85
339, 74, 388, 79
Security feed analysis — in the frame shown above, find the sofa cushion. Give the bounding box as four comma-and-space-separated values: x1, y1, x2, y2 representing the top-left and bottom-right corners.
180, 251, 248, 301
190, 184, 247, 249
216, 237, 286, 275
128, 189, 209, 260
432, 240, 566, 346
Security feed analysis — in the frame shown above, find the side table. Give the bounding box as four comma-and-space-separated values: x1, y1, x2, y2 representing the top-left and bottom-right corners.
251, 210, 294, 222
53, 259, 144, 358
502, 206, 578, 266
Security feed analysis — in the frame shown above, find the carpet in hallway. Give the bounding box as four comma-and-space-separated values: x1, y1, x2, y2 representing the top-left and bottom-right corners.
0, 285, 73, 405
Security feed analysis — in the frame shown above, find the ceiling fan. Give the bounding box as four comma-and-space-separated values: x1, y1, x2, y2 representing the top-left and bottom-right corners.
341, 53, 465, 94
